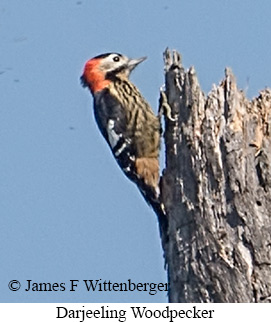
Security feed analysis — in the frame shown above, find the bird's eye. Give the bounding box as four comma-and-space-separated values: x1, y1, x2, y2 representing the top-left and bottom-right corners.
113, 56, 120, 62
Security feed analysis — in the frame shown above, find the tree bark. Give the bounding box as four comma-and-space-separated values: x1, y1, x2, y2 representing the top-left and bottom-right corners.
159, 49, 271, 303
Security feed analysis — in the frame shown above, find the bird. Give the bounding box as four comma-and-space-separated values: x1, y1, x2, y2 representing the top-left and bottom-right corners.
80, 52, 167, 237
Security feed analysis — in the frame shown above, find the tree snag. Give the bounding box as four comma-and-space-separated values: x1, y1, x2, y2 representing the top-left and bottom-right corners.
158, 49, 271, 303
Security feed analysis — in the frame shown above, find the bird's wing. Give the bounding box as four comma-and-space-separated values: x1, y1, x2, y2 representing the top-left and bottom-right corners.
93, 89, 131, 155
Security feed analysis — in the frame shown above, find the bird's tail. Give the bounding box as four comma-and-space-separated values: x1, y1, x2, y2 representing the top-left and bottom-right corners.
134, 157, 168, 245
116, 155, 168, 248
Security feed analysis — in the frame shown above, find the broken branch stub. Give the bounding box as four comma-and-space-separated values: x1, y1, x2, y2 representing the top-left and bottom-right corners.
160, 49, 271, 303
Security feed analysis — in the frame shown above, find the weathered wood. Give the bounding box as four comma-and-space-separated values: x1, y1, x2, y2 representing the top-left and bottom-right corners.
159, 49, 271, 303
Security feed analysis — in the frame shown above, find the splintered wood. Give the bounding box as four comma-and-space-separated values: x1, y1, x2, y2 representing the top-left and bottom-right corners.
160, 49, 271, 303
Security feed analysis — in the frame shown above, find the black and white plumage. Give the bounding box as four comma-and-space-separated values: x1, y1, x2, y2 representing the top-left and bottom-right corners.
80, 53, 166, 220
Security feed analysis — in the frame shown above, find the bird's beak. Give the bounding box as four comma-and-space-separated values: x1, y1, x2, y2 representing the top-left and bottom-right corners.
127, 56, 147, 71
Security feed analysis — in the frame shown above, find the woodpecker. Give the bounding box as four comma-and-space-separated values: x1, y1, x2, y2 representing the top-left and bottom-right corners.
80, 52, 163, 212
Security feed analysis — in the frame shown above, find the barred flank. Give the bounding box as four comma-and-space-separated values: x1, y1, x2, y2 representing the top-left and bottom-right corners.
108, 76, 160, 189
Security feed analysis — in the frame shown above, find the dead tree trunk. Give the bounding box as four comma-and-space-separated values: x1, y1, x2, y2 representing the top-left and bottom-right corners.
159, 49, 271, 303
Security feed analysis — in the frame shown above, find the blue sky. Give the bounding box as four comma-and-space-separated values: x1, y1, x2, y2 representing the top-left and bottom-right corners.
1, 0, 271, 302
